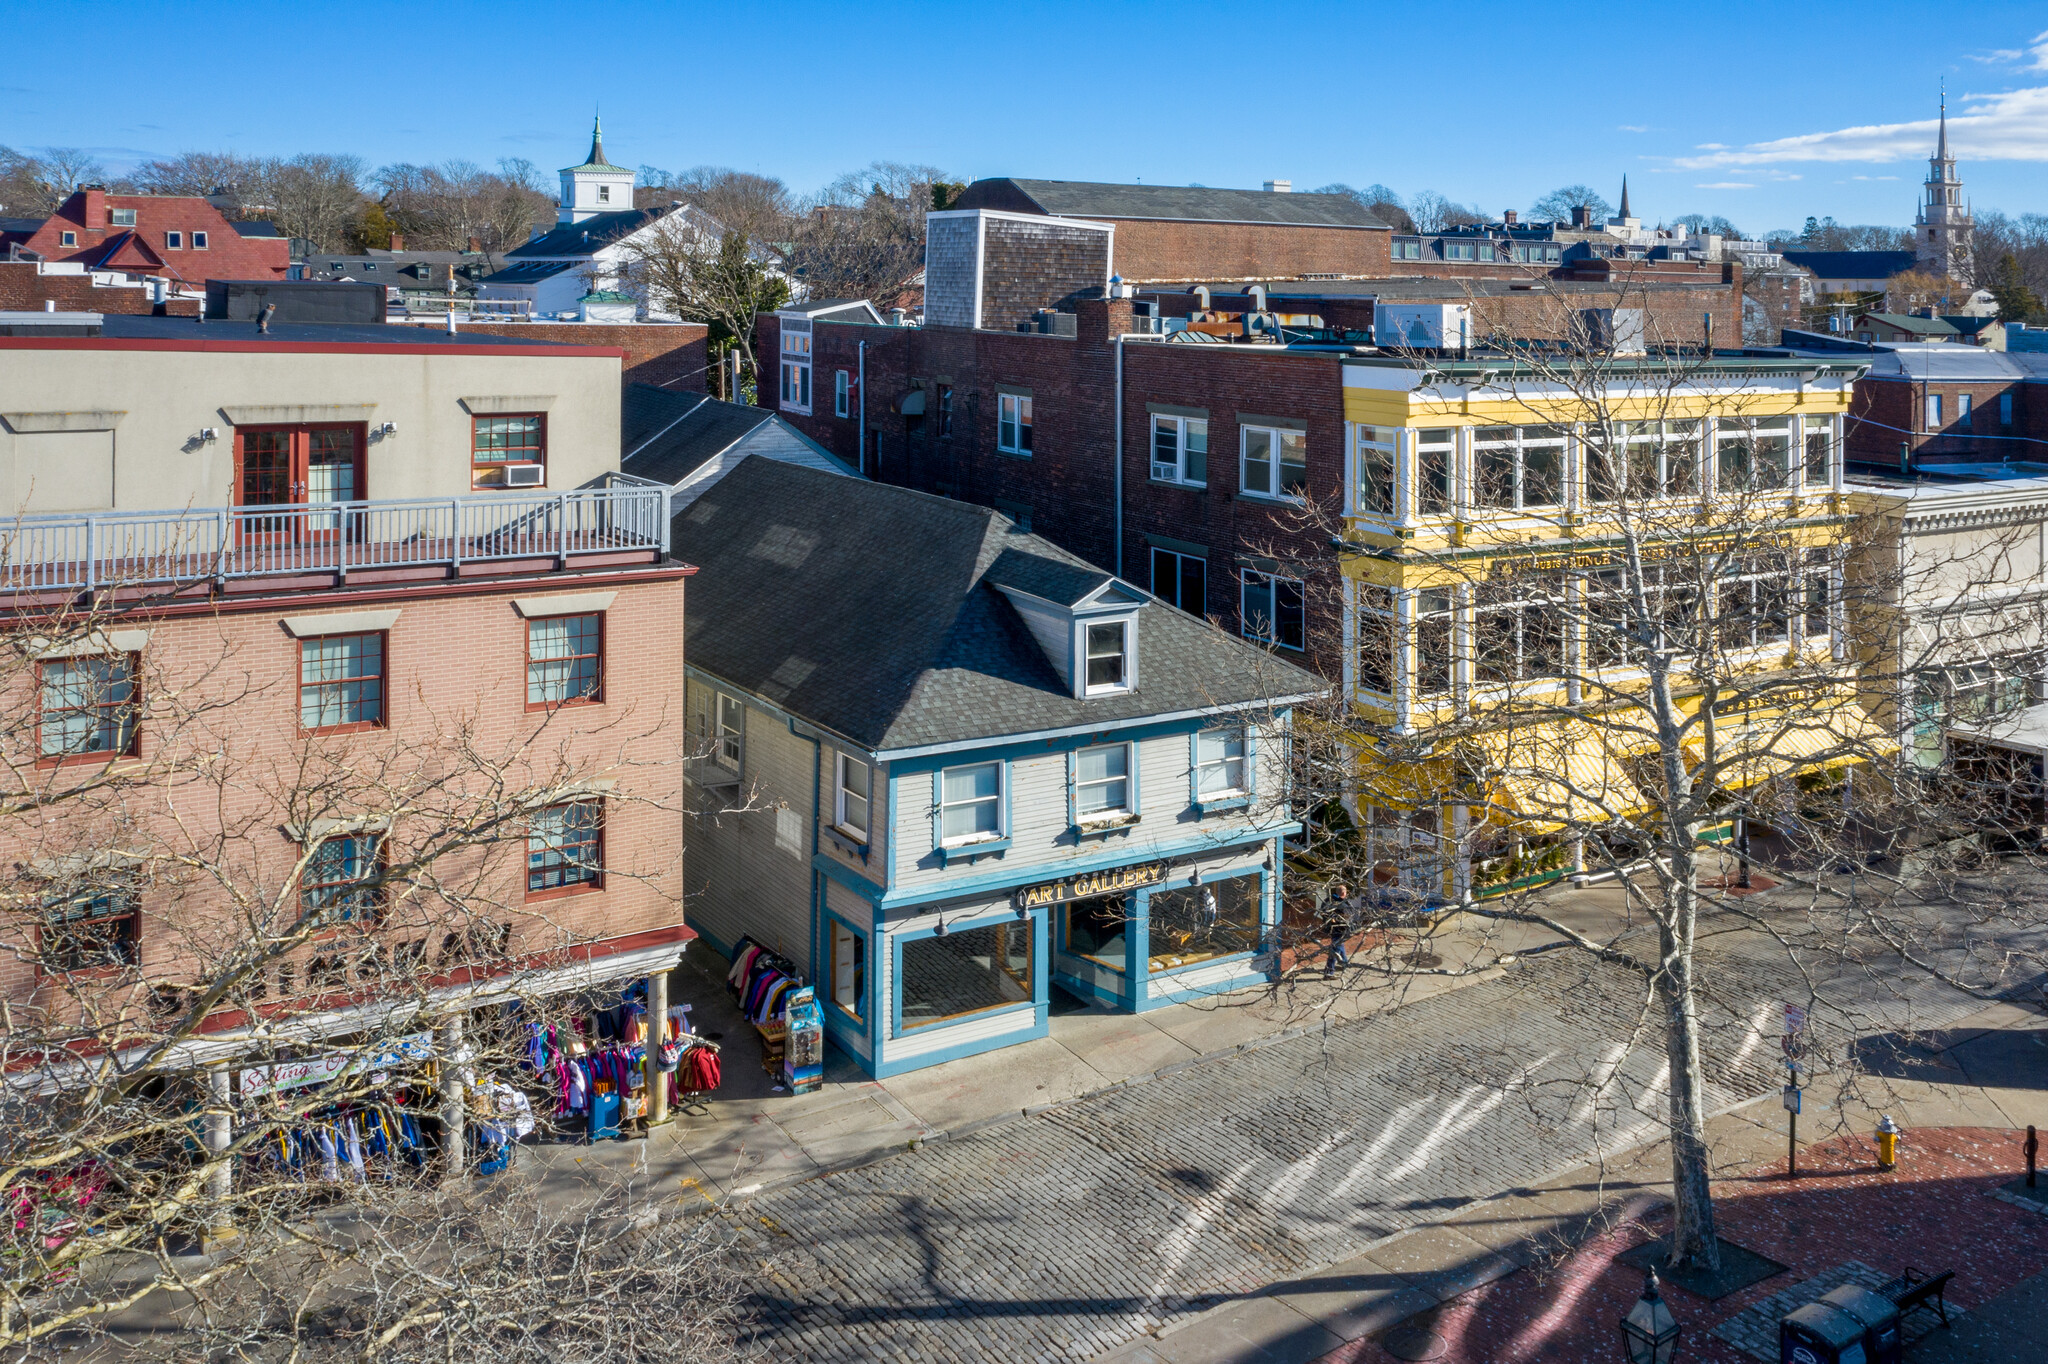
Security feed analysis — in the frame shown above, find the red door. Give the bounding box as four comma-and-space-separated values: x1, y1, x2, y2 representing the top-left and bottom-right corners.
235, 424, 363, 546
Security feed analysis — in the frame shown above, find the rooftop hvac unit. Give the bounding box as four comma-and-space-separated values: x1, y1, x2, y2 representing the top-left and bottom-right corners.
503, 463, 546, 488
1373, 303, 1472, 351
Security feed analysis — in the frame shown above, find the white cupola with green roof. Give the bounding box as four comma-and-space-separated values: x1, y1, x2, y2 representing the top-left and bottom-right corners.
558, 115, 636, 224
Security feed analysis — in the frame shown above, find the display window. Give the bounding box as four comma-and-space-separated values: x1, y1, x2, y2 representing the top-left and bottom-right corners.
1063, 893, 1129, 971
898, 921, 1031, 1029
1145, 872, 1261, 974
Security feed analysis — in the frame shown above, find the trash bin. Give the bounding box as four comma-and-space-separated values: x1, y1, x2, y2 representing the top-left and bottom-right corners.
1780, 1284, 1902, 1364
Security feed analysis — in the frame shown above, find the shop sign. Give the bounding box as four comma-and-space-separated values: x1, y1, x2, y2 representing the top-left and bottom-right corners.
1013, 861, 1168, 911
239, 1032, 433, 1099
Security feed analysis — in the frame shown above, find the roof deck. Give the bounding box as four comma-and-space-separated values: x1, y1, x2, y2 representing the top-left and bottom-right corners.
0, 481, 670, 597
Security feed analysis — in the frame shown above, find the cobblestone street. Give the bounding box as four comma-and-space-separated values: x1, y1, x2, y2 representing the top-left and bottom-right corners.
726, 929, 2002, 1362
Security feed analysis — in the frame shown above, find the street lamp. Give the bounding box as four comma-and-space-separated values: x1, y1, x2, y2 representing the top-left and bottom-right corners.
1619, 1267, 1682, 1364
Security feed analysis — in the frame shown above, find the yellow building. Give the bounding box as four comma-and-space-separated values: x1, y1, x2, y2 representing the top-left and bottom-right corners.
1333, 352, 1883, 898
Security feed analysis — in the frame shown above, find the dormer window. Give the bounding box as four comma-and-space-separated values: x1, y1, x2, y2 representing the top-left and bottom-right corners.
1086, 622, 1129, 693
109, 209, 136, 227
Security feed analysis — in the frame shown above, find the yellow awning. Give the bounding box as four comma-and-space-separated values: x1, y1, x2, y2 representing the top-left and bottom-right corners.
1462, 720, 1649, 832
1692, 701, 1897, 790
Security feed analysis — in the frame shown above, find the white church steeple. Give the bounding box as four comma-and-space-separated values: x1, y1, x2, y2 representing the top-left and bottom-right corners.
1914, 87, 1975, 286
558, 115, 636, 224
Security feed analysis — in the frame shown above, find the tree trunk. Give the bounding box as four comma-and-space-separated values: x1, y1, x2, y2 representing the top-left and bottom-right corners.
1659, 915, 1721, 1271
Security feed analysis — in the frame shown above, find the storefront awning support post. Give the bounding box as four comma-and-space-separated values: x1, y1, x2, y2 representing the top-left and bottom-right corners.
438, 1015, 466, 1187
203, 1066, 236, 1246
645, 967, 670, 1127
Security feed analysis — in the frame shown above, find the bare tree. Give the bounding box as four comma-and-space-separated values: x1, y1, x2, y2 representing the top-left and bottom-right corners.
0, 146, 108, 215
784, 160, 952, 304
0, 572, 751, 1354
646, 166, 794, 243
620, 219, 789, 391
262, 153, 369, 251
1231, 274, 2048, 1277
1407, 189, 1488, 233
1529, 184, 1612, 223
132, 150, 267, 202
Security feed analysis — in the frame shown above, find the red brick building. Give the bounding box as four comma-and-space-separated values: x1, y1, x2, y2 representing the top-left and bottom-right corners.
1765, 333, 2048, 469
2, 187, 289, 285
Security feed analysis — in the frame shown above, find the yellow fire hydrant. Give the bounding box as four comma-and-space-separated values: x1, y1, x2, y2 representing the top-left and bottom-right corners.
1876, 1114, 1902, 1171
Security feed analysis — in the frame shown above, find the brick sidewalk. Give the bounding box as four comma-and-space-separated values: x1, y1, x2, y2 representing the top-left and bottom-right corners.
1319, 1127, 2048, 1364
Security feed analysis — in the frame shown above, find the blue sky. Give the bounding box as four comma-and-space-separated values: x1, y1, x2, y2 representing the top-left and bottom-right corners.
6, 1, 2047, 234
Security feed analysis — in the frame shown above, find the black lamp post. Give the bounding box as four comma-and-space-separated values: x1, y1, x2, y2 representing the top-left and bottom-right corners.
1618, 1267, 1682, 1364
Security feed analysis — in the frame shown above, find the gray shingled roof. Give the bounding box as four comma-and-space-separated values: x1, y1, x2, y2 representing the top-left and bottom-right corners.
672, 458, 1322, 752
961, 178, 1388, 230
508, 205, 676, 259
620, 385, 776, 484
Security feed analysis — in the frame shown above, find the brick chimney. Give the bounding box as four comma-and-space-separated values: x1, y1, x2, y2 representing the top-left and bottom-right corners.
1570, 205, 1593, 229
389, 231, 406, 251
80, 186, 107, 231
1502, 209, 1518, 225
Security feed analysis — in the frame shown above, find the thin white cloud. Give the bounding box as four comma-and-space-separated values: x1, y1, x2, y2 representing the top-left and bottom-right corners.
1968, 28, 2048, 68
1695, 181, 1755, 189
1694, 143, 1728, 151
1617, 124, 1650, 133
1675, 85, 2048, 167
1849, 174, 1900, 181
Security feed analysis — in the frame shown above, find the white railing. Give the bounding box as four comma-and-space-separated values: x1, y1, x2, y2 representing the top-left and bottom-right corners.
469, 298, 535, 318
0, 485, 669, 593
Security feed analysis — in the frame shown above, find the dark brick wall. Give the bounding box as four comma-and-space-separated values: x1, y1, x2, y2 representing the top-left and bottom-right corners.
0, 263, 200, 315
758, 305, 1348, 678
453, 320, 708, 391
1103, 219, 1391, 282
1847, 376, 2045, 466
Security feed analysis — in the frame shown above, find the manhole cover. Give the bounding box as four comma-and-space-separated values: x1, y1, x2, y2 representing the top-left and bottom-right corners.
1381, 1326, 1448, 1361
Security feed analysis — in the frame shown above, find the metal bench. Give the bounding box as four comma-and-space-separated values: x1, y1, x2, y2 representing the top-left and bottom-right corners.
1880, 1267, 1955, 1329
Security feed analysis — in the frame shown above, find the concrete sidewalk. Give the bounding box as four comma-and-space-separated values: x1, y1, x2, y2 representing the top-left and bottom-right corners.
531, 877, 1646, 1201
1092, 999, 2048, 1364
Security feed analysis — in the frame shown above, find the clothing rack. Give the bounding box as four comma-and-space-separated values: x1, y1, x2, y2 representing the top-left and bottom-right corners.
726, 937, 804, 1024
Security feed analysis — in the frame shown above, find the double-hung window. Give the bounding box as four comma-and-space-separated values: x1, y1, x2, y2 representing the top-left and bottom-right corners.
1151, 414, 1207, 486
835, 753, 871, 841
299, 633, 384, 732
779, 326, 812, 413
833, 369, 850, 418
41, 884, 140, 972
1075, 743, 1133, 820
528, 801, 603, 895
303, 833, 385, 922
1472, 425, 1565, 511
1801, 548, 1836, 648
1803, 418, 1835, 488
1240, 570, 1305, 651
1195, 727, 1247, 800
1240, 425, 1307, 501
1716, 550, 1794, 651
1355, 426, 1396, 517
1715, 417, 1791, 490
1085, 621, 1130, 693
472, 413, 545, 488
527, 613, 602, 707
997, 393, 1033, 454
1150, 546, 1206, 618
939, 761, 1003, 845
1587, 421, 1700, 501
1357, 585, 1397, 696
1415, 428, 1456, 514
695, 692, 744, 776
1958, 392, 1974, 431
109, 208, 136, 226
1924, 393, 1942, 429
40, 654, 139, 760
1415, 589, 1455, 696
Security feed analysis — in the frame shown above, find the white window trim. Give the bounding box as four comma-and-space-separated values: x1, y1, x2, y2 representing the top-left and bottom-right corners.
192, 230, 208, 249
1075, 741, 1137, 823
1194, 727, 1248, 801
834, 369, 850, 418
938, 760, 1006, 847
1081, 618, 1134, 696
834, 752, 871, 842
165, 231, 182, 249
997, 392, 1032, 455
1239, 424, 1307, 503
1150, 414, 1208, 487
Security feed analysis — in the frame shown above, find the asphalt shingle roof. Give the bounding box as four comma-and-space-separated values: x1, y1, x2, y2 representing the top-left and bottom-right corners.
673, 458, 1323, 752
958, 178, 1388, 230
620, 385, 777, 484
508, 206, 676, 259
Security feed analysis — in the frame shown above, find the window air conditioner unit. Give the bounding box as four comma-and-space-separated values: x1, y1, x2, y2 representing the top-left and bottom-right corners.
503, 463, 546, 488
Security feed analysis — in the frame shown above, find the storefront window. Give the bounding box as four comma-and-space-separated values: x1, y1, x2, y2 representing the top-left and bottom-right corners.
899, 921, 1031, 1029
1146, 872, 1261, 974
1065, 893, 1129, 970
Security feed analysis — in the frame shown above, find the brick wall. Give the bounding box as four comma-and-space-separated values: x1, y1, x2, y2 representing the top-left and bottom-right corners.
449, 320, 707, 391
0, 567, 689, 1014
1847, 376, 2045, 466
1103, 219, 1392, 282
0, 262, 200, 315
759, 305, 1349, 677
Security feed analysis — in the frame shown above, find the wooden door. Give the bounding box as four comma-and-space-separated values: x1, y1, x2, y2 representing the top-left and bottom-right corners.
234, 424, 365, 546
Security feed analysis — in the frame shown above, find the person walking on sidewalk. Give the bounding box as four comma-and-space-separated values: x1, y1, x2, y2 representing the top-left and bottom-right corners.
1322, 885, 1356, 977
